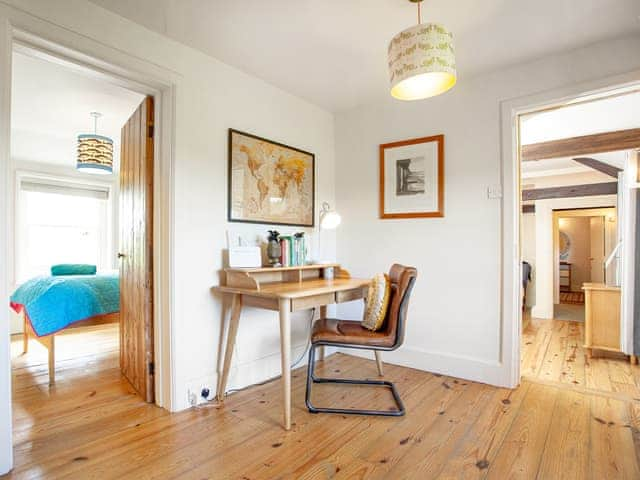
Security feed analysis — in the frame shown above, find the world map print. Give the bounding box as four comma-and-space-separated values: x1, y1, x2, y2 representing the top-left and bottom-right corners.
229, 130, 314, 226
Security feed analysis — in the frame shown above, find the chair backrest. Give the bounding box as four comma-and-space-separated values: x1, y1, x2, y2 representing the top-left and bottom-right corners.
382, 264, 417, 349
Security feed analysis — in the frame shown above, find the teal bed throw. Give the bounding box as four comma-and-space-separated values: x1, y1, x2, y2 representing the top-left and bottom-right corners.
10, 273, 120, 337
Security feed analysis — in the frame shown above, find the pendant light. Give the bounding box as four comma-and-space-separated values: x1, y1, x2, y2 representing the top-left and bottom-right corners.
388, 0, 456, 101
77, 112, 114, 174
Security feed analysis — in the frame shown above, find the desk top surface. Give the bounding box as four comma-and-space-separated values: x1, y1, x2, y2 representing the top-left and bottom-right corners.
582, 282, 621, 292
213, 277, 370, 299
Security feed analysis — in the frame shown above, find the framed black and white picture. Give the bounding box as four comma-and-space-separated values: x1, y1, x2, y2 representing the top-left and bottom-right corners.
379, 135, 444, 219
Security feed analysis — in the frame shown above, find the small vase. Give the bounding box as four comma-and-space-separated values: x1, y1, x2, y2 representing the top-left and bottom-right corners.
267, 239, 282, 266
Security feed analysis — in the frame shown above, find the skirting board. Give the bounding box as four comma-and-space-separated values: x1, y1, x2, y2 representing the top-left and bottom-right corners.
176, 345, 338, 411
531, 305, 554, 320
339, 346, 510, 388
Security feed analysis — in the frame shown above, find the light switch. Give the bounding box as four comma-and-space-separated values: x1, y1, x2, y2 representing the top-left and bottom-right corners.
487, 185, 503, 199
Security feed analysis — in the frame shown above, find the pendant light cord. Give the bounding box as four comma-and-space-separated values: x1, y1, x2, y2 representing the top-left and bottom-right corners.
417, 1, 422, 24
90, 111, 101, 135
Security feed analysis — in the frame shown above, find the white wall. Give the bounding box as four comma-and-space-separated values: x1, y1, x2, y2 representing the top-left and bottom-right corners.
334, 34, 640, 383
0, 14, 12, 476
0, 0, 336, 422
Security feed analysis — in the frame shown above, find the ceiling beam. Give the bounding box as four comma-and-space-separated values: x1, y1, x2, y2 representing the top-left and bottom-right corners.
521, 128, 640, 161
522, 182, 618, 201
522, 204, 535, 214
572, 157, 623, 178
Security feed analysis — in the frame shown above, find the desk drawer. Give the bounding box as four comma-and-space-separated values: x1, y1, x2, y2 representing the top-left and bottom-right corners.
336, 288, 366, 303
291, 293, 335, 312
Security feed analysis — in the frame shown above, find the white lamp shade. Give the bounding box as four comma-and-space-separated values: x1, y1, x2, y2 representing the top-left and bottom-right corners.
77, 134, 114, 174
320, 210, 341, 230
388, 23, 456, 101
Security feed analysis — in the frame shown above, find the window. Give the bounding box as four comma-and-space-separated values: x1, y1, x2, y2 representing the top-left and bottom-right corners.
16, 177, 112, 283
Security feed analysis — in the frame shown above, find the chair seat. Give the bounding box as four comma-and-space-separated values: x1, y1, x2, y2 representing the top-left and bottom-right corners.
311, 318, 395, 348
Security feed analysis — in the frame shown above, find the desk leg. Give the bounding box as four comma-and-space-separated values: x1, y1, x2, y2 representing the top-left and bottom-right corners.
279, 298, 292, 430
374, 351, 384, 376
318, 306, 327, 361
216, 294, 242, 402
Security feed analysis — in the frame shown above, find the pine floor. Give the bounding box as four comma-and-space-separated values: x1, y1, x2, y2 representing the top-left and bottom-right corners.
522, 317, 640, 399
5, 324, 640, 479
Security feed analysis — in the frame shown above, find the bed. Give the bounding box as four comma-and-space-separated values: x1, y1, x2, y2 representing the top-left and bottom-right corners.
10, 271, 120, 385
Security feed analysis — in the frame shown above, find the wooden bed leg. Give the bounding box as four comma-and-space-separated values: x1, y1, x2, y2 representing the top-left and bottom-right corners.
48, 336, 55, 386
23, 316, 29, 354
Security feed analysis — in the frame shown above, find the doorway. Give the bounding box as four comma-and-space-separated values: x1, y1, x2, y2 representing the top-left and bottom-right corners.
553, 207, 617, 322
0, 23, 175, 473
8, 44, 155, 399
517, 88, 640, 395
3, 39, 170, 474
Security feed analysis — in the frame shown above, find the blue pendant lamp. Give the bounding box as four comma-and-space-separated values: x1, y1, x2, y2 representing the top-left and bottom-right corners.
77, 112, 114, 175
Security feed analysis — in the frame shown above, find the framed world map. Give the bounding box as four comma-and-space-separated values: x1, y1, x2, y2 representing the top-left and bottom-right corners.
228, 129, 315, 227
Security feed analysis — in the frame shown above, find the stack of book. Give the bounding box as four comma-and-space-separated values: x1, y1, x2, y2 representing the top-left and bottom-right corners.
279, 234, 307, 267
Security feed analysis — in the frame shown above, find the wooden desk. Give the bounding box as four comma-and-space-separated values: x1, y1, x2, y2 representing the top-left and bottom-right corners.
213, 264, 369, 430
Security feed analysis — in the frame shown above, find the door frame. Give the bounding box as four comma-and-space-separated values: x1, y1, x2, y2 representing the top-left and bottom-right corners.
500, 70, 640, 388
552, 208, 616, 302
0, 13, 177, 472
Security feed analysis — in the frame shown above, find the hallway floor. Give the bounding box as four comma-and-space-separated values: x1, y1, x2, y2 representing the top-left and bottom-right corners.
522, 317, 640, 399
553, 303, 585, 322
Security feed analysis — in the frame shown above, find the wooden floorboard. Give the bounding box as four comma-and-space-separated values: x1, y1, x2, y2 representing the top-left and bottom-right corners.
5, 324, 640, 479
522, 318, 640, 399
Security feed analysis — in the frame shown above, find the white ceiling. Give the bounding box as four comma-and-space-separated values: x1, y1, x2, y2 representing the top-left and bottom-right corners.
521, 90, 640, 145
521, 151, 627, 179
520, 89, 640, 179
88, 0, 640, 112
11, 51, 145, 171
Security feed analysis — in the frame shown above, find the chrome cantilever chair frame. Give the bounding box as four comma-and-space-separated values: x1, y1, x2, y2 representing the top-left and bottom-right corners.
305, 275, 416, 417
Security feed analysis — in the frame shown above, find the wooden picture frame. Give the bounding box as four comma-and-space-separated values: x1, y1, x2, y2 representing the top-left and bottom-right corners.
228, 129, 315, 227
379, 134, 444, 219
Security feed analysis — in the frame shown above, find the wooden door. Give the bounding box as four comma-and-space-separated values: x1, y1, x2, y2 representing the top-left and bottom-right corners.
119, 96, 155, 403
589, 216, 605, 284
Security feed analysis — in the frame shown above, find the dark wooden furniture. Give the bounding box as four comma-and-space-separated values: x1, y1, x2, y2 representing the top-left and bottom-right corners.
560, 262, 571, 293
305, 264, 417, 417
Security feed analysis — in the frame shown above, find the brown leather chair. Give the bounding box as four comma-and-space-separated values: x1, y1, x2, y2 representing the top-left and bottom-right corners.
305, 264, 417, 416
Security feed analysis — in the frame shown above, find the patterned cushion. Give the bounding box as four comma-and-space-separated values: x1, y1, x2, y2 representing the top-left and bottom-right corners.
361, 273, 391, 331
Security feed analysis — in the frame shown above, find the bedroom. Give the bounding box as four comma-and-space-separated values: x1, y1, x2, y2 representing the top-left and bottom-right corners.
8, 48, 148, 393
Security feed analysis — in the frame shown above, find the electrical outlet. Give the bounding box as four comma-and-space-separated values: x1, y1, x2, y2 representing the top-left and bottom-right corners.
487, 185, 503, 199
201, 386, 211, 401
187, 390, 198, 407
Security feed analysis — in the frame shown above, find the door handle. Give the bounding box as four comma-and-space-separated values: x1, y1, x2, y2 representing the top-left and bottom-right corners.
117, 252, 126, 259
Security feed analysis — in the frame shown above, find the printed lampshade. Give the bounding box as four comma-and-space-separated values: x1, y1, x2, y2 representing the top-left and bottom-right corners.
388, 23, 456, 101
77, 134, 114, 174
